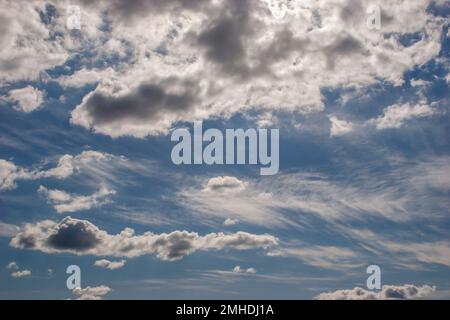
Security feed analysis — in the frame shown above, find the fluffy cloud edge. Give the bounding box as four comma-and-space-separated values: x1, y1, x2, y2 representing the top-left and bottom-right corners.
315, 284, 436, 300
10, 216, 279, 261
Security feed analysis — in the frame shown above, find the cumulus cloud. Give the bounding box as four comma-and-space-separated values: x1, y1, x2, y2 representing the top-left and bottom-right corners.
0, 159, 31, 191
7, 261, 31, 278
223, 218, 239, 226
94, 259, 126, 270
0, 151, 115, 191
203, 176, 247, 193
410, 79, 432, 87
329, 116, 354, 137
0, 0, 108, 84
10, 216, 278, 261
1, 0, 442, 135
6, 86, 44, 113
0, 1, 67, 83
11, 269, 31, 278
38, 185, 115, 213
233, 265, 256, 274
373, 102, 437, 129
62, 0, 444, 137
316, 284, 436, 300
73, 285, 111, 300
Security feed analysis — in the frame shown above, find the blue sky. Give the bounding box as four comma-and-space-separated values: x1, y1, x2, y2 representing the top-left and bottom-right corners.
0, 0, 449, 300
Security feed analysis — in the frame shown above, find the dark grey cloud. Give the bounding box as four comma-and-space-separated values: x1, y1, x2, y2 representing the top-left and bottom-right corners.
47, 218, 100, 251
85, 82, 196, 126
153, 231, 197, 260
198, 13, 250, 76
197, 9, 309, 80
323, 35, 365, 69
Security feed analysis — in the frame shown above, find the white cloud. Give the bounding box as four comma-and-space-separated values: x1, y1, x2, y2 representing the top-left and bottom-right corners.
38, 185, 115, 213
410, 79, 432, 87
0, 151, 116, 191
233, 265, 256, 274
7, 86, 44, 113
0, 0, 106, 84
10, 216, 278, 261
58, 68, 116, 88
73, 285, 111, 300
0, 1, 67, 83
0, 0, 442, 136
329, 116, 354, 137
94, 259, 126, 270
11, 269, 31, 278
316, 284, 436, 300
268, 245, 359, 270
381, 241, 450, 268
203, 176, 248, 193
7, 261, 30, 278
181, 164, 445, 227
373, 103, 437, 129
64, 0, 444, 137
0, 159, 30, 190
0, 221, 19, 237
223, 218, 239, 226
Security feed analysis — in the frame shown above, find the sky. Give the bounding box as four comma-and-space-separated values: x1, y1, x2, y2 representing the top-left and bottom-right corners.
0, 0, 449, 300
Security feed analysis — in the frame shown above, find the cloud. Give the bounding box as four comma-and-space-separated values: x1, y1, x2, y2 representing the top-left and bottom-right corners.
58, 68, 116, 88
316, 284, 436, 300
268, 245, 359, 270
0, 2, 68, 83
71, 81, 198, 137
0, 159, 31, 191
0, 221, 19, 237
223, 218, 239, 226
38, 185, 115, 213
410, 79, 432, 87
181, 155, 450, 229
6, 86, 44, 113
0, 151, 116, 191
11, 269, 31, 278
10, 216, 278, 261
6, 261, 31, 278
233, 265, 256, 274
380, 241, 450, 268
73, 285, 111, 300
11, 270, 31, 278
94, 259, 126, 270
329, 116, 354, 137
203, 176, 247, 193
64, 0, 444, 137
343, 227, 450, 269
373, 102, 437, 129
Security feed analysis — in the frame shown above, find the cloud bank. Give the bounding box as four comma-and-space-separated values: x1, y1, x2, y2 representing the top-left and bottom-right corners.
10, 216, 278, 261
316, 284, 436, 300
